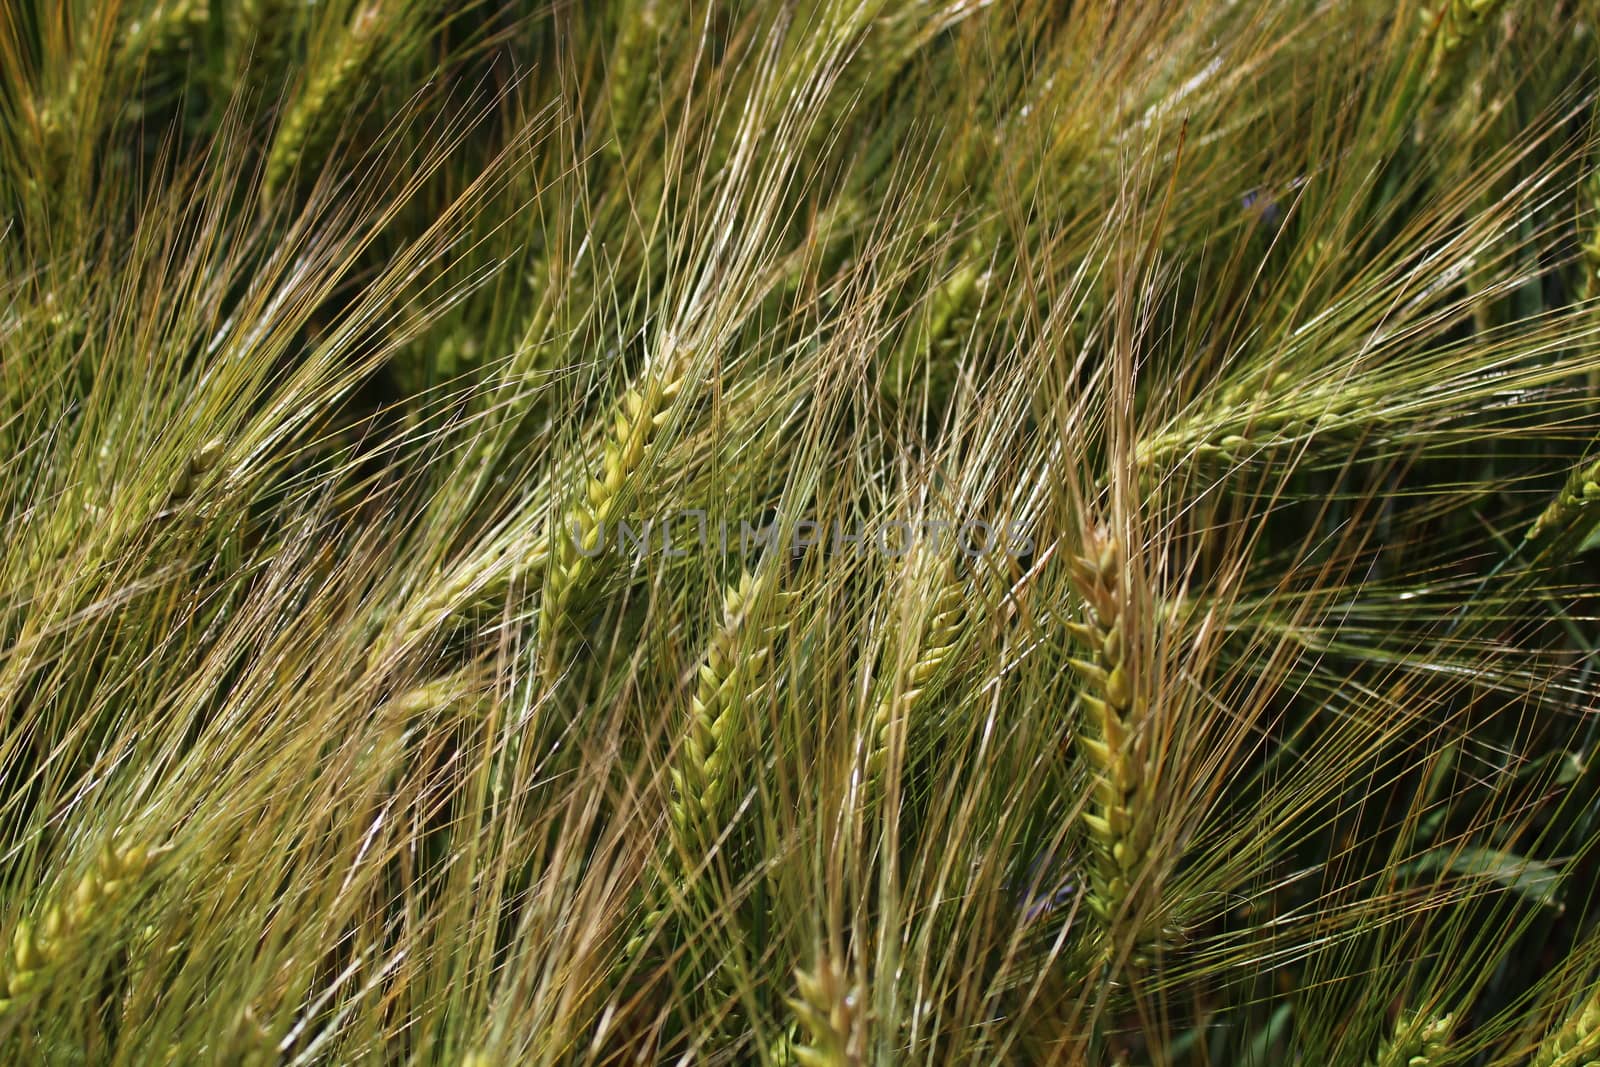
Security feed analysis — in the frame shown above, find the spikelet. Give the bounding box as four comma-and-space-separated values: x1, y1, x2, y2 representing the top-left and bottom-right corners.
262, 1, 392, 200
224, 0, 296, 85
31, 54, 91, 157
862, 555, 965, 791
0, 837, 154, 1013
810, 1, 968, 156
1373, 1011, 1454, 1067
221, 1005, 280, 1067
786, 954, 866, 1067
165, 437, 226, 510
1534, 988, 1600, 1067
1064, 529, 1149, 935
1422, 0, 1510, 83
381, 668, 489, 722
538, 349, 693, 680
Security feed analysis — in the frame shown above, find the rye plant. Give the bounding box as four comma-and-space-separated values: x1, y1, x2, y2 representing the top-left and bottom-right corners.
6, 0, 1600, 1063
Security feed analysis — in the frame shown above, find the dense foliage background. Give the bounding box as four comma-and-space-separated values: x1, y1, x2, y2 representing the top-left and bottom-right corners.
4, 1, 1600, 1063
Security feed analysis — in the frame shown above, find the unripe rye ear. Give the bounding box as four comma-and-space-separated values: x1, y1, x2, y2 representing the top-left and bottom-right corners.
1534, 987, 1600, 1067
1065, 528, 1154, 944
539, 350, 693, 681
621, 568, 788, 967
1372, 1011, 1455, 1067
0, 836, 156, 1013
861, 554, 966, 797
787, 952, 866, 1067
1421, 0, 1511, 84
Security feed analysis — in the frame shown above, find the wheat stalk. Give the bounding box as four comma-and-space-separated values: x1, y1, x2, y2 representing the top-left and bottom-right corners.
1580, 169, 1600, 305
884, 241, 989, 409
222, 0, 295, 85
118, 0, 206, 70
605, 0, 667, 156
380, 667, 489, 722
30, 0, 206, 169
809, 1, 987, 158
0, 837, 154, 1013
670, 569, 788, 836
377, 527, 551, 669
223, 1006, 280, 1067
1135, 375, 1382, 481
